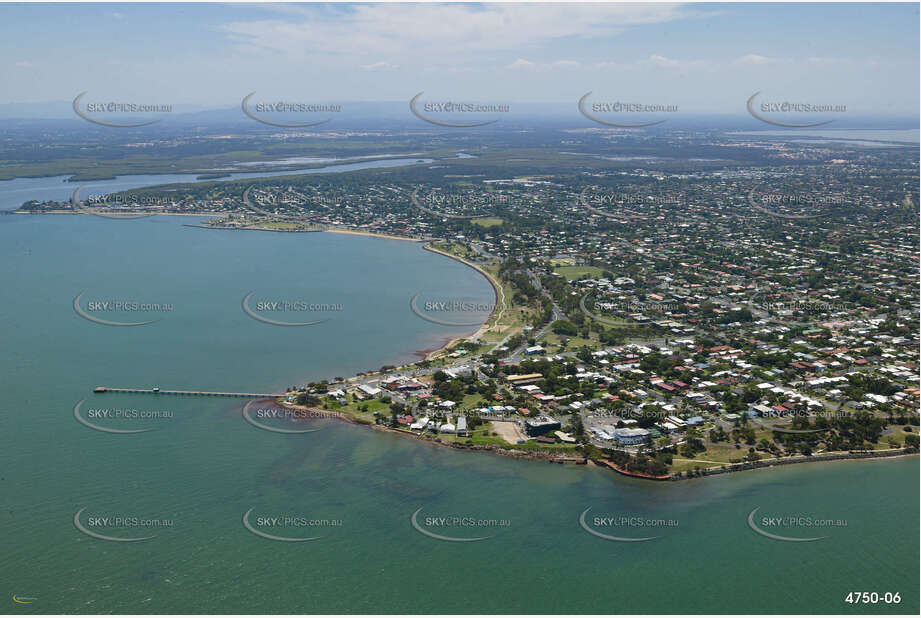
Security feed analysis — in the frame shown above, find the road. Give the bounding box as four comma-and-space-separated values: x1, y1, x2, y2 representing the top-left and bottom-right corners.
504, 268, 565, 360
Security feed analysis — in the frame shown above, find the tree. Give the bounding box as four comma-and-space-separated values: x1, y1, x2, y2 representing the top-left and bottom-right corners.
551, 320, 578, 337
571, 414, 586, 440
295, 392, 319, 406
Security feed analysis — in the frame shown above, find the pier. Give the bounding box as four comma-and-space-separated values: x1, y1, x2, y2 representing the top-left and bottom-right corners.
93, 387, 284, 398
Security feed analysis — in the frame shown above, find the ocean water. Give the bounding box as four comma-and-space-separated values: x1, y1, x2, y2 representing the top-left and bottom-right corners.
0, 215, 917, 614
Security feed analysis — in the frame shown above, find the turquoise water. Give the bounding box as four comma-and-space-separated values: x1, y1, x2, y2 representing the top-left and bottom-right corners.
0, 216, 917, 614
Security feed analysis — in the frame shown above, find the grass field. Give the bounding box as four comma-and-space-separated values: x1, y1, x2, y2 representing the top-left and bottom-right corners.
472, 217, 504, 228
476, 262, 539, 343
554, 265, 605, 281
429, 240, 480, 260
240, 221, 325, 231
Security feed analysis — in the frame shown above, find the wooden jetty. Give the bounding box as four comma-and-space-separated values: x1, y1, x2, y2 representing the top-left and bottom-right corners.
93, 386, 283, 398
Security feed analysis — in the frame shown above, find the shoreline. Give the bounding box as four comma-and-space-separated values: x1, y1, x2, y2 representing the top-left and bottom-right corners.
20, 206, 496, 365
59, 212, 917, 483
279, 401, 587, 465
324, 228, 427, 243
412, 334, 458, 361
670, 447, 918, 481
182, 224, 498, 362
420, 243, 504, 359
13, 209, 435, 243
277, 400, 919, 480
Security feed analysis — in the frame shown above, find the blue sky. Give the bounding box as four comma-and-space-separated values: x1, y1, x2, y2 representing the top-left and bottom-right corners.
0, 2, 917, 115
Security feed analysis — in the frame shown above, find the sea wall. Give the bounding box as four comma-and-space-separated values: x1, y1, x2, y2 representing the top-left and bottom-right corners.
670, 447, 918, 480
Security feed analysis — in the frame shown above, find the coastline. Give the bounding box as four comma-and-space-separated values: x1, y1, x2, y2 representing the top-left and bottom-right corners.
23, 206, 497, 365
412, 334, 458, 361
420, 243, 504, 358
279, 401, 586, 464
185, 224, 497, 361
324, 228, 427, 243
30, 206, 918, 485
670, 447, 919, 481
13, 209, 434, 243
277, 400, 919, 480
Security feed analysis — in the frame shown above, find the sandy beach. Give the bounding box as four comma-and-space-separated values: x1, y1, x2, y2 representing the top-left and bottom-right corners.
323, 228, 427, 243
420, 243, 506, 357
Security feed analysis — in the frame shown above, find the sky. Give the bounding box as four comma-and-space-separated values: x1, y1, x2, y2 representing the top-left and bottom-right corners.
0, 2, 918, 116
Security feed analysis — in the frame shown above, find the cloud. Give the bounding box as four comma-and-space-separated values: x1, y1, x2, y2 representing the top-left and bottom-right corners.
14, 61, 34, 69
646, 54, 712, 70
360, 61, 399, 72
507, 58, 538, 71
506, 59, 581, 71
551, 60, 581, 70
591, 60, 636, 71
220, 4, 694, 61
734, 54, 774, 66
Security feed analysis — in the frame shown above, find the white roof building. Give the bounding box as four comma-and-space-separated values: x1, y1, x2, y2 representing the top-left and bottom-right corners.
410, 417, 430, 430
359, 384, 382, 397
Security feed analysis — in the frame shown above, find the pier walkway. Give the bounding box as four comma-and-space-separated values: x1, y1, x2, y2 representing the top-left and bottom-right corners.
93, 387, 283, 398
